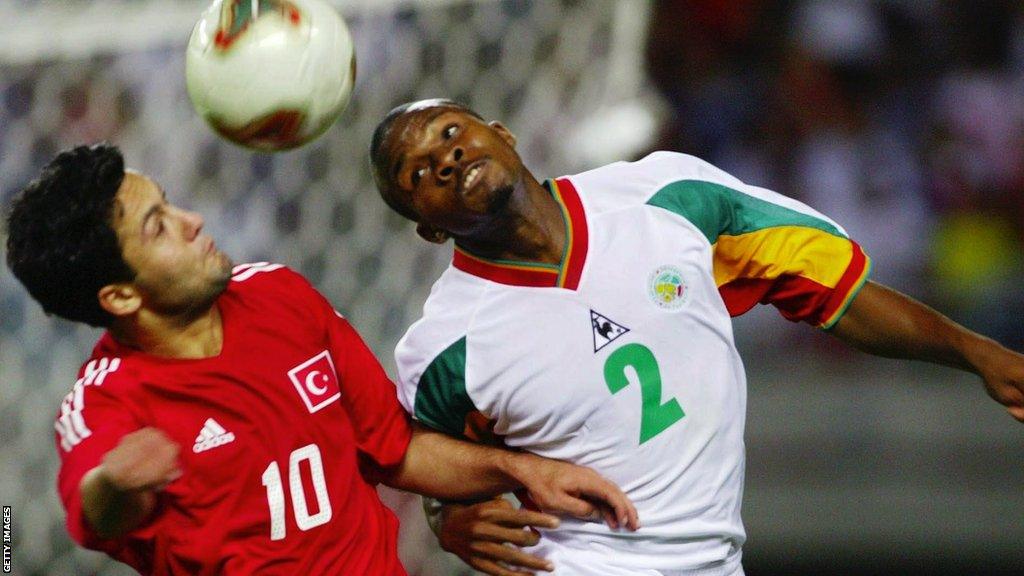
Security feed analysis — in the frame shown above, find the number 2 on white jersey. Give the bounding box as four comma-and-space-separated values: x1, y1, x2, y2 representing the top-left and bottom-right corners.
604, 343, 685, 444
261, 443, 332, 541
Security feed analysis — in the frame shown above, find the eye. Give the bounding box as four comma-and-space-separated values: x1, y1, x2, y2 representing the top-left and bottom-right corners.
442, 124, 458, 140
411, 167, 427, 186
155, 219, 165, 236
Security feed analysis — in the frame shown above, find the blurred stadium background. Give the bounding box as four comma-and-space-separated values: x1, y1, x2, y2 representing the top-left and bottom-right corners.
1, 0, 1023, 574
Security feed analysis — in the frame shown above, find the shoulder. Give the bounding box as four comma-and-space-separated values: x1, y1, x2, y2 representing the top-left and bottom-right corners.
65, 338, 155, 403
392, 267, 485, 435
393, 267, 483, 406
397, 266, 482, 368
79, 336, 144, 394
54, 349, 144, 452
228, 262, 311, 294
225, 262, 330, 314
559, 151, 745, 215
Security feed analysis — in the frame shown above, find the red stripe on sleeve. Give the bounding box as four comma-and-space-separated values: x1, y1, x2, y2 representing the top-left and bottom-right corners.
718, 278, 774, 317
718, 241, 870, 327
819, 241, 869, 327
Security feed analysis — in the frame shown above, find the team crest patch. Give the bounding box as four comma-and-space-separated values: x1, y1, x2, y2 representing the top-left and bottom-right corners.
648, 265, 689, 310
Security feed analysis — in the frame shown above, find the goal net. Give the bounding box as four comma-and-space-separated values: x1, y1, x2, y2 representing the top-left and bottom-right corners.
0, 1, 654, 574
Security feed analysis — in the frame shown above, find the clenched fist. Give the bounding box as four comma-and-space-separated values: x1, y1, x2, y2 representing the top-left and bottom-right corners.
81, 427, 183, 538
101, 427, 183, 492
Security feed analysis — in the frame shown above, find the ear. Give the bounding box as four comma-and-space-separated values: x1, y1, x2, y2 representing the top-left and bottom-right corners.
489, 121, 517, 148
97, 283, 142, 318
416, 223, 450, 244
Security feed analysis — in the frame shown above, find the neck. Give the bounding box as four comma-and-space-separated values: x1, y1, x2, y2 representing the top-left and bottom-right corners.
455, 176, 566, 265
111, 304, 223, 359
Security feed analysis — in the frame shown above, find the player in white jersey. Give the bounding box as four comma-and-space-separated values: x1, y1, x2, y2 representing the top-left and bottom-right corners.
368, 100, 1024, 576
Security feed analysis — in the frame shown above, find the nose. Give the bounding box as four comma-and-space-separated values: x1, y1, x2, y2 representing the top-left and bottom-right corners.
182, 209, 204, 239
435, 145, 463, 182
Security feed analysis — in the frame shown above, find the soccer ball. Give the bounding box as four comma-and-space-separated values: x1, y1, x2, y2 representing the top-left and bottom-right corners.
185, 0, 356, 151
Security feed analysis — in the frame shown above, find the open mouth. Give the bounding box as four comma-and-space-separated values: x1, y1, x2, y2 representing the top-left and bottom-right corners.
459, 159, 487, 197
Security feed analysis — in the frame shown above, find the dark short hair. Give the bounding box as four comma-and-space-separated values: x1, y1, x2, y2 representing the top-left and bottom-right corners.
5, 143, 136, 327
369, 99, 482, 221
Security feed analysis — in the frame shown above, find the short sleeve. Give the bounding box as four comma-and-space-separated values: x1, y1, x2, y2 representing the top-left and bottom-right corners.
327, 315, 413, 469
648, 179, 871, 328
54, 361, 143, 553
406, 336, 477, 439
271, 268, 413, 468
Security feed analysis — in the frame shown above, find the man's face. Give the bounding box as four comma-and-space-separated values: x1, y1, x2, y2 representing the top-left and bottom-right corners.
378, 107, 524, 237
112, 171, 233, 316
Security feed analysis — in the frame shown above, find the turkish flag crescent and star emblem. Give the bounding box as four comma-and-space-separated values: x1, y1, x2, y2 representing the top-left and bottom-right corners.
287, 350, 341, 413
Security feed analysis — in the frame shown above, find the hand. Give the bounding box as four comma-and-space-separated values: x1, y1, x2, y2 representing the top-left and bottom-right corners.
974, 346, 1024, 422
100, 427, 182, 492
508, 452, 639, 531
439, 498, 557, 576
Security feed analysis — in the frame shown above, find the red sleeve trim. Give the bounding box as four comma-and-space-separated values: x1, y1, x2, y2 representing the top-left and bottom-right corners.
820, 242, 872, 329
717, 241, 871, 327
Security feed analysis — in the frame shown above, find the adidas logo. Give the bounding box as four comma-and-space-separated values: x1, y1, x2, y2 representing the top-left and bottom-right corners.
193, 418, 236, 453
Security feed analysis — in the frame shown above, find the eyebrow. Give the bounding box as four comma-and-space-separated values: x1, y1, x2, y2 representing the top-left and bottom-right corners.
389, 108, 456, 181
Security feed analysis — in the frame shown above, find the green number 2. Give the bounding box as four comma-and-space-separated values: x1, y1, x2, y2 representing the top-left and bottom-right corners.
603, 343, 685, 445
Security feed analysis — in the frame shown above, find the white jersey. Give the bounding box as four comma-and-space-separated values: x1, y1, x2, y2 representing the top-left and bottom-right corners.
395, 152, 871, 574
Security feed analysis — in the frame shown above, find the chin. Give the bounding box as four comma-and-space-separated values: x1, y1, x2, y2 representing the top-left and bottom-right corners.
216, 253, 235, 276
187, 262, 233, 312
486, 183, 515, 214
179, 278, 230, 319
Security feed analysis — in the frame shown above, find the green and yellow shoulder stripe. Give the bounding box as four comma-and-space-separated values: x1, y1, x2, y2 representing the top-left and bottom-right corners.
648, 179, 871, 329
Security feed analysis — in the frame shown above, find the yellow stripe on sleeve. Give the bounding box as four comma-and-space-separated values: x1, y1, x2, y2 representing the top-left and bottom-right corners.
713, 226, 854, 289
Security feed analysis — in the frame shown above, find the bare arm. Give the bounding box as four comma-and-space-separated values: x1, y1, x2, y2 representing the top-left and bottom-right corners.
830, 281, 1024, 421
79, 469, 158, 539
381, 424, 518, 497
380, 423, 639, 530
79, 428, 181, 539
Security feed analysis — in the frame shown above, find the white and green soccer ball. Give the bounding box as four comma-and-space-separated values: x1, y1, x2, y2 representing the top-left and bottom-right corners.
186, 0, 356, 151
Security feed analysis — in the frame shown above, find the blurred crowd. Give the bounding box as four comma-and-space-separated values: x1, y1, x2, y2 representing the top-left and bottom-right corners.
646, 0, 1024, 350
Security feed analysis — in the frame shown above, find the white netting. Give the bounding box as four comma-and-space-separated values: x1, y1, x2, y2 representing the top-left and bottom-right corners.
0, 1, 654, 574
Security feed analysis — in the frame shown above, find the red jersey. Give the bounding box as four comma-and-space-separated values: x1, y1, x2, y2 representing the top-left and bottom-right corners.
53, 263, 412, 575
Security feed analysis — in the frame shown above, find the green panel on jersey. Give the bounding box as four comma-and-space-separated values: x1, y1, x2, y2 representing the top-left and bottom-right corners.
647, 180, 845, 243
414, 336, 476, 439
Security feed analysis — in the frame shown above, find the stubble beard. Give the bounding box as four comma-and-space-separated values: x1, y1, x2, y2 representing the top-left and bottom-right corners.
197, 254, 234, 313
157, 255, 234, 320
487, 183, 515, 214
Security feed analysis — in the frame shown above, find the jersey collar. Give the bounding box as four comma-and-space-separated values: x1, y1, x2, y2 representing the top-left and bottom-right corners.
452, 178, 589, 290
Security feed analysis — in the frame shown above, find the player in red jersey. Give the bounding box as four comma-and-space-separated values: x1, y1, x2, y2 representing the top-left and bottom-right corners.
4, 144, 638, 576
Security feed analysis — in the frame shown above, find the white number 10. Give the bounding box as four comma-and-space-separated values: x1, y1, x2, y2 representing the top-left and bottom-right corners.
261, 443, 332, 541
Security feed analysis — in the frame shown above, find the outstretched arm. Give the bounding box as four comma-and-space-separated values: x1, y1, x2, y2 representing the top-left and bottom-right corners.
830, 281, 1024, 421
380, 423, 639, 530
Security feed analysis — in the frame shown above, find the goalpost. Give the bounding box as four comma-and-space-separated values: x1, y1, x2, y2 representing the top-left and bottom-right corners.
0, 1, 655, 574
